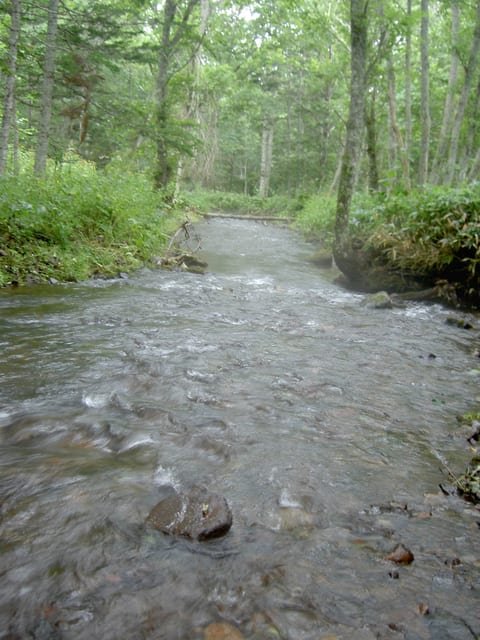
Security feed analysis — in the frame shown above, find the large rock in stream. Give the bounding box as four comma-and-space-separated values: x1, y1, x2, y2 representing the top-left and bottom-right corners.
146, 486, 232, 541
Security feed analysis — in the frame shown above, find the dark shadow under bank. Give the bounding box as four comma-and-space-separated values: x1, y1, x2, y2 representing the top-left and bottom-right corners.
333, 240, 479, 310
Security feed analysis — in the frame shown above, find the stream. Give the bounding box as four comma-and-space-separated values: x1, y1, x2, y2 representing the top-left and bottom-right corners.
0, 218, 479, 640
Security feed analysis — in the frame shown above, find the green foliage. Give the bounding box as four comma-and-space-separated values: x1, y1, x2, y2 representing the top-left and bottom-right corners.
187, 189, 296, 216
295, 185, 480, 301
0, 156, 175, 286
294, 193, 337, 244
366, 185, 480, 283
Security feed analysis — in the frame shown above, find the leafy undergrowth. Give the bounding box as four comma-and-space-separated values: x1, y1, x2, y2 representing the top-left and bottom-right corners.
187, 189, 299, 216
0, 162, 181, 286
365, 185, 480, 303
295, 186, 480, 305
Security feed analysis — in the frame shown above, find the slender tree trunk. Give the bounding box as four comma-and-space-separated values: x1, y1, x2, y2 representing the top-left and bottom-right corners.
387, 56, 411, 192
445, 0, 480, 184
333, 0, 368, 280
154, 0, 200, 191
34, 0, 59, 177
259, 115, 274, 198
365, 89, 379, 193
12, 92, 20, 175
174, 0, 210, 195
154, 0, 176, 190
404, 0, 412, 163
0, 0, 22, 175
467, 75, 480, 181
418, 0, 430, 186
430, 0, 460, 184
286, 93, 292, 197
460, 74, 480, 181
328, 149, 343, 197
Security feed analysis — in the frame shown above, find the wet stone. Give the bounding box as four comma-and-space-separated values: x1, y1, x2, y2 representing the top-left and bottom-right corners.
146, 486, 232, 541
361, 291, 394, 309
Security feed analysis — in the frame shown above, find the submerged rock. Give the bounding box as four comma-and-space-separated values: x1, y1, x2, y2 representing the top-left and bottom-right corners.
385, 544, 415, 565
146, 486, 232, 541
307, 249, 333, 268
361, 291, 394, 309
445, 314, 474, 330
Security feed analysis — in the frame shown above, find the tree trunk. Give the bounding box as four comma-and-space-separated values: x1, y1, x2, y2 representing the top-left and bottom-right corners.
467, 75, 480, 181
34, 0, 59, 177
174, 0, 210, 195
259, 115, 274, 198
418, 0, 430, 186
404, 0, 412, 163
365, 89, 379, 193
154, 0, 200, 191
12, 92, 20, 175
460, 74, 480, 181
0, 0, 22, 175
333, 0, 368, 280
154, 0, 176, 190
445, 0, 480, 184
387, 56, 411, 192
430, 0, 460, 184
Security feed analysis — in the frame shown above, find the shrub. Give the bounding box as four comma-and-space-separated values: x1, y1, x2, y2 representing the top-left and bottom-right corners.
295, 193, 337, 244
187, 189, 297, 216
0, 158, 176, 285
366, 185, 480, 280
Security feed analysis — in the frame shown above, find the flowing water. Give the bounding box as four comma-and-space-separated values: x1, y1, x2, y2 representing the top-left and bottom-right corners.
0, 219, 479, 640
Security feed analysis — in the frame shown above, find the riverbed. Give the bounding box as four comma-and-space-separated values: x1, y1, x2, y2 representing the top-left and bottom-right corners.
0, 218, 479, 639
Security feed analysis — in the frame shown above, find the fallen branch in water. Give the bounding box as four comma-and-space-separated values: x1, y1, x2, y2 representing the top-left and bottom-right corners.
201, 212, 293, 223
439, 457, 480, 503
164, 220, 197, 257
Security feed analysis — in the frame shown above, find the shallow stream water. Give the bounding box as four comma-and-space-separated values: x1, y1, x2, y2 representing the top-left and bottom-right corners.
1, 219, 479, 640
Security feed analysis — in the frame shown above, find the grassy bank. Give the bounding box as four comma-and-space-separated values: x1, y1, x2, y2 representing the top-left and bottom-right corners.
0, 160, 181, 287
2, 169, 479, 304
295, 185, 480, 305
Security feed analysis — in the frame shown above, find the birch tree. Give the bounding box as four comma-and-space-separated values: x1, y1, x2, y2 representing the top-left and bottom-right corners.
404, 0, 412, 161
259, 115, 274, 198
154, 0, 200, 190
444, 0, 480, 184
430, 0, 460, 184
418, 0, 430, 186
0, 0, 22, 175
34, 0, 60, 176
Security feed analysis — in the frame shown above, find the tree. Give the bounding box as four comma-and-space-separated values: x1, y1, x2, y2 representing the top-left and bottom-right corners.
333, 0, 369, 283
259, 114, 274, 197
0, 0, 22, 175
444, 0, 480, 184
404, 0, 412, 163
418, 0, 430, 186
154, 0, 201, 190
33, 0, 60, 176
430, 0, 460, 184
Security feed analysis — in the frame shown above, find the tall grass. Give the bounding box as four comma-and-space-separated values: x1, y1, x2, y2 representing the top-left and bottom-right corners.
0, 156, 177, 286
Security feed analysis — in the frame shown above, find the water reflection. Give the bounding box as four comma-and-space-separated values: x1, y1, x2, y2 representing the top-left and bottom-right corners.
0, 219, 479, 639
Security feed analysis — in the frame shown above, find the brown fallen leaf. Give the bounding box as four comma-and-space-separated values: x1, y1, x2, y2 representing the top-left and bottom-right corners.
418, 602, 430, 616
204, 622, 244, 640
385, 544, 415, 564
